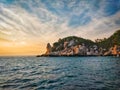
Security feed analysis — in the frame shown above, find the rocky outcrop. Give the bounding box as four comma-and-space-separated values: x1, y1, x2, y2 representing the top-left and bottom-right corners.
43, 41, 105, 56
104, 45, 120, 56
39, 30, 120, 57
42, 41, 120, 57
45, 43, 52, 55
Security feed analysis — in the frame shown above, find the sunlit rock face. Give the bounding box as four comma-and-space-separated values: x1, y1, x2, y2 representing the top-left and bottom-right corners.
44, 41, 114, 56
111, 45, 120, 55
103, 45, 120, 56
73, 45, 80, 54
44, 41, 120, 56
45, 43, 52, 55
64, 41, 68, 49
104, 47, 112, 56
68, 40, 75, 47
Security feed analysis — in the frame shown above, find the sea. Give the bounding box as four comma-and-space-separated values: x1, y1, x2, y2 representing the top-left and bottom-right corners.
0, 56, 120, 90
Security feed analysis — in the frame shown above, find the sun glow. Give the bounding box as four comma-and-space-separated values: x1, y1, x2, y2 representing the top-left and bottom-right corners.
0, 40, 46, 56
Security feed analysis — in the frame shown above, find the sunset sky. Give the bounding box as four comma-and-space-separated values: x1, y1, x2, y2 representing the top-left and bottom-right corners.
0, 0, 120, 56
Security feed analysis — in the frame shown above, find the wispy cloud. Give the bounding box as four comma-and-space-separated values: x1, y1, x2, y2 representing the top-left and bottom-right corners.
0, 0, 120, 44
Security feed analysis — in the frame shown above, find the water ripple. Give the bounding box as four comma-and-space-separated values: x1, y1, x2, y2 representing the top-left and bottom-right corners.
0, 56, 120, 90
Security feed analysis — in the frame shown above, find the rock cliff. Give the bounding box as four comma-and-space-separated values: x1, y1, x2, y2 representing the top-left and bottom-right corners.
41, 30, 120, 57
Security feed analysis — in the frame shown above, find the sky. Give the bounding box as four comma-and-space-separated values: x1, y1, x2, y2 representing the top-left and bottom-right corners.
0, 0, 120, 56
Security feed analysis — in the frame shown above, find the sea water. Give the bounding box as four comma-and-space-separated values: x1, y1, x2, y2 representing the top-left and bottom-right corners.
0, 56, 120, 90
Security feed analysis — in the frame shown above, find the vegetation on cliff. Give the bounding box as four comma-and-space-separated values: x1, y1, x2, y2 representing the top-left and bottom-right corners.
96, 30, 120, 49
52, 30, 120, 51
42, 30, 120, 56
52, 36, 95, 52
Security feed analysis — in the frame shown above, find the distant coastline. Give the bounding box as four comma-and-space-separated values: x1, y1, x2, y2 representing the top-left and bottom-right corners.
37, 30, 120, 57
36, 55, 117, 57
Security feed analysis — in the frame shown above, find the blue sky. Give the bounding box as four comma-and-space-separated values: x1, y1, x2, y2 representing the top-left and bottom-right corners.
0, 0, 120, 43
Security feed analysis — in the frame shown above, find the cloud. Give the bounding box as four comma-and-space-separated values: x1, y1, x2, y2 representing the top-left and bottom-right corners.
0, 0, 120, 45
0, 2, 62, 43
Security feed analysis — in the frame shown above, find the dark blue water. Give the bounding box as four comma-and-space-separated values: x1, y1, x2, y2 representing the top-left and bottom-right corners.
0, 56, 120, 90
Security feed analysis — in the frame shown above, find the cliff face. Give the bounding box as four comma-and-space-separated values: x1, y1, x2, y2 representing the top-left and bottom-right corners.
52, 36, 95, 52
44, 36, 101, 56
43, 30, 120, 56
45, 43, 52, 55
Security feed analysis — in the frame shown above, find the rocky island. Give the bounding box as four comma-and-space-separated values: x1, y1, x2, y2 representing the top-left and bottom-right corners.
38, 30, 120, 57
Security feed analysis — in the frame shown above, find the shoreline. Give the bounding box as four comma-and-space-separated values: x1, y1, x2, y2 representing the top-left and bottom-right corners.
36, 55, 119, 57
